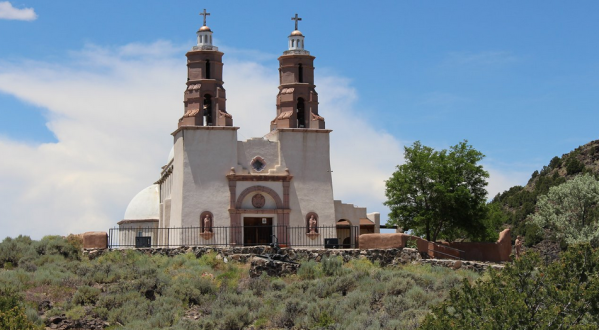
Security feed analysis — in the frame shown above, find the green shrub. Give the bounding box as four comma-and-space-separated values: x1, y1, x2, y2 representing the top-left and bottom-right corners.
321, 256, 344, 276
297, 260, 319, 280
565, 156, 585, 175
270, 278, 286, 291
421, 245, 599, 329
65, 305, 86, 321
0, 306, 42, 330
0, 236, 37, 268
523, 222, 544, 247
34, 236, 80, 261
72, 285, 101, 305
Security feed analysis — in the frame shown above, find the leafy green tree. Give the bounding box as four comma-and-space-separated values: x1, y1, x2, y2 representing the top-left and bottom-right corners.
384, 140, 489, 242
420, 244, 599, 329
531, 174, 599, 245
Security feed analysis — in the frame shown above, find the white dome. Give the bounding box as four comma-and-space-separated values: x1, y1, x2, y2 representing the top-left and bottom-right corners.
167, 146, 174, 164
123, 185, 160, 220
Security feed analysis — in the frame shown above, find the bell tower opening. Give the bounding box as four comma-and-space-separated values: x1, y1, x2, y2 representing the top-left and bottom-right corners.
203, 94, 213, 126
270, 13, 325, 131
297, 98, 305, 128
179, 9, 233, 128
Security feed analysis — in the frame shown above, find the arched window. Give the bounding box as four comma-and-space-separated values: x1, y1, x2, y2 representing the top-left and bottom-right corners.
297, 97, 305, 128
205, 60, 211, 79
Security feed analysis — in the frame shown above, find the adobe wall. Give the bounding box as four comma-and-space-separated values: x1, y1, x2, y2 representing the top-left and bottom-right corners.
359, 233, 410, 249
447, 229, 512, 262
360, 229, 512, 263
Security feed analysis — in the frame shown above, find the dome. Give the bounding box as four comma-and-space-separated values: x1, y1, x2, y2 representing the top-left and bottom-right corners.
290, 30, 303, 36
167, 146, 174, 164
123, 185, 159, 220
199, 25, 212, 32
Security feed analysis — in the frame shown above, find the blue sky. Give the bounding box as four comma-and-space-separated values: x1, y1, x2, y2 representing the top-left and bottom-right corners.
1, 1, 598, 238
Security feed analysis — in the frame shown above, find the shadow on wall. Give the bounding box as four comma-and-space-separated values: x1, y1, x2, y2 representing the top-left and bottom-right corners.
359, 229, 512, 263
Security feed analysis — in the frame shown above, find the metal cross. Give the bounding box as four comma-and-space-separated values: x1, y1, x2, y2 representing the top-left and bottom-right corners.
200, 9, 210, 26
291, 13, 302, 30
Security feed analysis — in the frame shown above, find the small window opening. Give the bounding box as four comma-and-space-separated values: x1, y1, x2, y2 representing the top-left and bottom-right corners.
251, 156, 266, 172
205, 60, 211, 79
298, 64, 303, 83
203, 94, 213, 126
297, 98, 305, 128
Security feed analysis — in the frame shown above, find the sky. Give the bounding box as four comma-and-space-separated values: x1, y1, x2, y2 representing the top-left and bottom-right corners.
1, 1, 598, 239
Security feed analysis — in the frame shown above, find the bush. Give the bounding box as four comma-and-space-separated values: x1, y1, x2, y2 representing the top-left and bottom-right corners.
421, 245, 599, 329
34, 236, 80, 261
0, 306, 42, 330
72, 285, 101, 305
0, 235, 37, 268
565, 156, 585, 175
321, 256, 344, 277
297, 260, 319, 280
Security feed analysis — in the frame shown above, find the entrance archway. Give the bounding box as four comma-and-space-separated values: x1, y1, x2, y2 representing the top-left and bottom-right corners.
336, 219, 353, 249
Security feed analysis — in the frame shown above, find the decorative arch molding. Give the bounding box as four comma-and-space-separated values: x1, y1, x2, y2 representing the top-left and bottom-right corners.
235, 185, 284, 209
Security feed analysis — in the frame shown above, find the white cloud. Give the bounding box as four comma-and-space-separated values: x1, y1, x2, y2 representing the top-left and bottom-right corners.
0, 41, 406, 239
0, 1, 37, 21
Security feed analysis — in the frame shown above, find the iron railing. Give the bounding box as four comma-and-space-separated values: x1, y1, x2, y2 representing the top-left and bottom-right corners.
108, 225, 359, 249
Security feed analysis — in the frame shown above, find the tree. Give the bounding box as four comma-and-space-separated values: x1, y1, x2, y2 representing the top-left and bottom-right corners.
531, 173, 599, 245
420, 245, 599, 329
384, 140, 489, 242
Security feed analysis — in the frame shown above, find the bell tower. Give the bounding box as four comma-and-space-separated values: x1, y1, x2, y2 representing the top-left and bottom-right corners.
179, 9, 233, 127
271, 14, 324, 130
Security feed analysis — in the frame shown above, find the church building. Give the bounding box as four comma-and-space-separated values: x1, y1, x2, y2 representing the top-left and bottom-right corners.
116, 12, 380, 248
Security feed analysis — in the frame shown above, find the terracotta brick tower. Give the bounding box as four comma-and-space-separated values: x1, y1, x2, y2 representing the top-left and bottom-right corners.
271, 14, 325, 130
179, 9, 233, 127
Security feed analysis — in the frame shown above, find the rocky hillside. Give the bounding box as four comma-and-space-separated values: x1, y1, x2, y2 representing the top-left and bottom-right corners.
490, 139, 599, 252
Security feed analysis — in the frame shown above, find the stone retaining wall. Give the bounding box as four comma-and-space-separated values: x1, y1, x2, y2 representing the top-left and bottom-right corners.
84, 246, 502, 272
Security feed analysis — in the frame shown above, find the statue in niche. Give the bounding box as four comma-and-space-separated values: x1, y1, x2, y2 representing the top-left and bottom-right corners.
203, 215, 212, 233
308, 215, 317, 234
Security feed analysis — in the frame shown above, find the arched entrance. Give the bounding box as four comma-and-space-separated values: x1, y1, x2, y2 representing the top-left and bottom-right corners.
230, 185, 289, 246
336, 219, 355, 249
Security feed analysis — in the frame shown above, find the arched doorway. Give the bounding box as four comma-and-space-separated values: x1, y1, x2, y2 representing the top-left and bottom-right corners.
336, 219, 353, 249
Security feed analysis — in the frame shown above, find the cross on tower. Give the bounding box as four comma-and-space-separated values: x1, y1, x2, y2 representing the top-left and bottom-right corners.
200, 9, 210, 26
291, 13, 302, 31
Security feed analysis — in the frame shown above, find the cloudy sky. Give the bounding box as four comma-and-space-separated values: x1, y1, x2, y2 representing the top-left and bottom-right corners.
1, 1, 598, 239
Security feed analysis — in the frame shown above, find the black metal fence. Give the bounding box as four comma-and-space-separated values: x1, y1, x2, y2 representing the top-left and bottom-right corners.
108, 225, 359, 249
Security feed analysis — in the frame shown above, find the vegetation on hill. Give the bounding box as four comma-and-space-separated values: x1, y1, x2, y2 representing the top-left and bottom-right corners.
420, 244, 599, 329
0, 235, 480, 330
490, 140, 599, 248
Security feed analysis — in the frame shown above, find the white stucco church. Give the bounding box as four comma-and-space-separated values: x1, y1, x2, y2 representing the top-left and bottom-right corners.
116, 12, 380, 248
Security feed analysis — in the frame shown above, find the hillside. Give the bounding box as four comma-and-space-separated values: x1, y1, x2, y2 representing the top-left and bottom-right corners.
490, 139, 599, 252
0, 235, 480, 330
